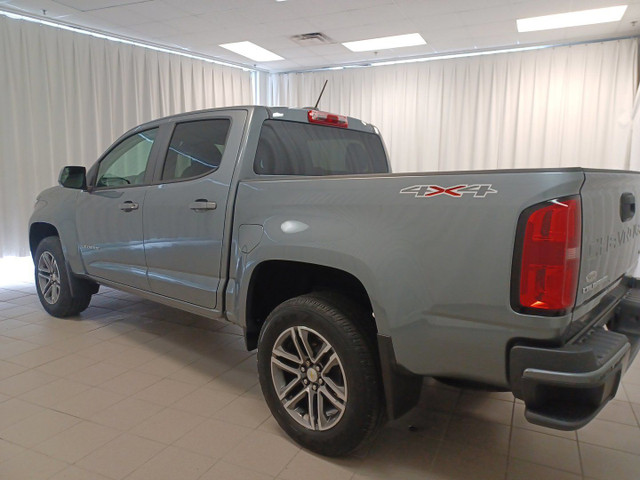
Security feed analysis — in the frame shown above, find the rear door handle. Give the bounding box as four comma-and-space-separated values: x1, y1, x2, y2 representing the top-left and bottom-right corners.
189, 199, 217, 212
119, 201, 139, 212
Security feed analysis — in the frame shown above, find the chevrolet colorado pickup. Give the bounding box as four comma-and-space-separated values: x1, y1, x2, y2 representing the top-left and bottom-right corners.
29, 106, 640, 456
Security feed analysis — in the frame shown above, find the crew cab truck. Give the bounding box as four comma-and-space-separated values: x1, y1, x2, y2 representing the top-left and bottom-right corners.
29, 106, 640, 456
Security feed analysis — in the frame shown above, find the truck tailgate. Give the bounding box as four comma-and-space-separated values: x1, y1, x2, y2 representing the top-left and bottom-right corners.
577, 170, 640, 307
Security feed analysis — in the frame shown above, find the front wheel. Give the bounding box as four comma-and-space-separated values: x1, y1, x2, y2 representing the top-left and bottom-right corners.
257, 293, 384, 456
34, 236, 93, 317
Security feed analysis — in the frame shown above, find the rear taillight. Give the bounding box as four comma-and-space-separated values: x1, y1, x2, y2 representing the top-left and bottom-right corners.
307, 110, 348, 128
513, 196, 581, 314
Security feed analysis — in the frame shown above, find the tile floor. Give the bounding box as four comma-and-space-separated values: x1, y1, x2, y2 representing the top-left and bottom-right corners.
1, 266, 640, 479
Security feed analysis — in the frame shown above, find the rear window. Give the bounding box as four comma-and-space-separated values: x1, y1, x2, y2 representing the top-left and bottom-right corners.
254, 120, 389, 176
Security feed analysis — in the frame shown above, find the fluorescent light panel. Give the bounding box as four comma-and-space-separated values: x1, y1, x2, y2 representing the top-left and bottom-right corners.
343, 33, 426, 52
220, 41, 283, 62
517, 5, 627, 32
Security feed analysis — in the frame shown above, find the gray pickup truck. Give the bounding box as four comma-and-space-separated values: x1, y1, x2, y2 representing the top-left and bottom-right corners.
29, 106, 640, 456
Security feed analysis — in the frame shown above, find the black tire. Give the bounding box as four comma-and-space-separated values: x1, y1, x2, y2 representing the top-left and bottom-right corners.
34, 236, 93, 317
257, 292, 384, 456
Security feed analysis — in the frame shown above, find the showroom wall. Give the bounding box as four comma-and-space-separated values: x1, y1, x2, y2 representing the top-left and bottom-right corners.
0, 16, 253, 257
270, 38, 639, 174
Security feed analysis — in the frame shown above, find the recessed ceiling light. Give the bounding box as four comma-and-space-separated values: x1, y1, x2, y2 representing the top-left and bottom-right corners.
219, 41, 283, 62
517, 5, 627, 32
342, 33, 426, 52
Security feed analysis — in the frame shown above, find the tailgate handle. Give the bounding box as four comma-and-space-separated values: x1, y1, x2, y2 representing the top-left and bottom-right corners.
620, 192, 635, 222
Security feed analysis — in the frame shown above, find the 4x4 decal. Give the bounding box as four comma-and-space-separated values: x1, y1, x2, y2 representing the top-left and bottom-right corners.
400, 184, 497, 198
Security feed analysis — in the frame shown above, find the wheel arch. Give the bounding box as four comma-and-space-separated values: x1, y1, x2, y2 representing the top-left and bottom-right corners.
29, 222, 60, 259
243, 260, 376, 351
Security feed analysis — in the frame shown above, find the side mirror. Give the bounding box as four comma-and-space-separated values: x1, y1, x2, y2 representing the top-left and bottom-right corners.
58, 166, 87, 190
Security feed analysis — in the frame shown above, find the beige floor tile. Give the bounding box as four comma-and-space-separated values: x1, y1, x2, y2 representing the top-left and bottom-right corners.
126, 446, 216, 480
208, 366, 259, 395
48, 465, 112, 480
430, 440, 508, 480
0, 338, 40, 360
444, 416, 511, 454
200, 461, 275, 480
88, 396, 164, 430
0, 408, 80, 447
593, 399, 638, 426
53, 387, 125, 419
5, 345, 68, 368
510, 427, 581, 474
76, 340, 128, 361
99, 369, 162, 395
507, 458, 581, 480
36, 353, 99, 376
356, 431, 437, 480
133, 378, 198, 406
75, 433, 165, 479
0, 398, 45, 430
172, 385, 238, 417
66, 360, 130, 386
34, 420, 120, 463
223, 430, 300, 477
0, 449, 68, 480
19, 378, 91, 407
580, 443, 640, 480
0, 437, 26, 463
0, 358, 28, 380
578, 418, 640, 454
278, 449, 360, 480
0, 368, 58, 396
102, 345, 160, 369
175, 418, 253, 459
130, 407, 205, 444
212, 396, 272, 428
622, 382, 640, 404
136, 354, 195, 377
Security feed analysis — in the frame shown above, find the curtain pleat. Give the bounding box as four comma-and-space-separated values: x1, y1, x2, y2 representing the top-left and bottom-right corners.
0, 16, 253, 257
271, 39, 638, 175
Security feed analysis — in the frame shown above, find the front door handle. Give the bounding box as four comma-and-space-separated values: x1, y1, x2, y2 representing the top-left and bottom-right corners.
189, 199, 217, 212
119, 201, 139, 212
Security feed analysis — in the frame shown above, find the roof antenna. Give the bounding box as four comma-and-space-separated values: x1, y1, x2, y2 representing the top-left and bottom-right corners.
313, 80, 328, 110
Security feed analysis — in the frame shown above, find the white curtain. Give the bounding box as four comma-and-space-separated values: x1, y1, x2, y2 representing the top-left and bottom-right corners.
0, 16, 253, 257
271, 39, 638, 174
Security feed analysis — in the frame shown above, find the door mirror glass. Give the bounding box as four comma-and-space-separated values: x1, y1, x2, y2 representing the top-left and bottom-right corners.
58, 166, 87, 189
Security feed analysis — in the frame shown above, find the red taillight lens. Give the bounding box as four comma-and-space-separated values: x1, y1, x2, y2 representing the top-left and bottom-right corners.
307, 110, 348, 128
517, 197, 581, 313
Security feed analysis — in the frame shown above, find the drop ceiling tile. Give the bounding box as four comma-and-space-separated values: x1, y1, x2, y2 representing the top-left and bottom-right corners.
123, 0, 190, 22
511, 0, 575, 19
466, 20, 515, 37
459, 4, 516, 25
85, 6, 149, 26
412, 12, 466, 32
127, 20, 182, 39
256, 18, 318, 38
472, 33, 521, 49
428, 37, 482, 53
394, 0, 460, 18
4, 0, 77, 17
53, 0, 148, 11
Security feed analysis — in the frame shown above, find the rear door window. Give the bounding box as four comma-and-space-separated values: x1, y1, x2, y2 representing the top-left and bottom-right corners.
254, 120, 388, 176
161, 119, 231, 182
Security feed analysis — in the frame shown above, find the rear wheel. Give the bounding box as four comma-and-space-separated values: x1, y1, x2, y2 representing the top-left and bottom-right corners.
257, 293, 384, 456
34, 236, 93, 317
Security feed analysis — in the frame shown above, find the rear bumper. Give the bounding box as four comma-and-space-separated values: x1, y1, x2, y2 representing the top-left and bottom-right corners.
509, 284, 640, 430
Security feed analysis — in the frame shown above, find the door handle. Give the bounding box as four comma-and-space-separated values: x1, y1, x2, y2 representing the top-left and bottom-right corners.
119, 201, 139, 212
189, 199, 217, 212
